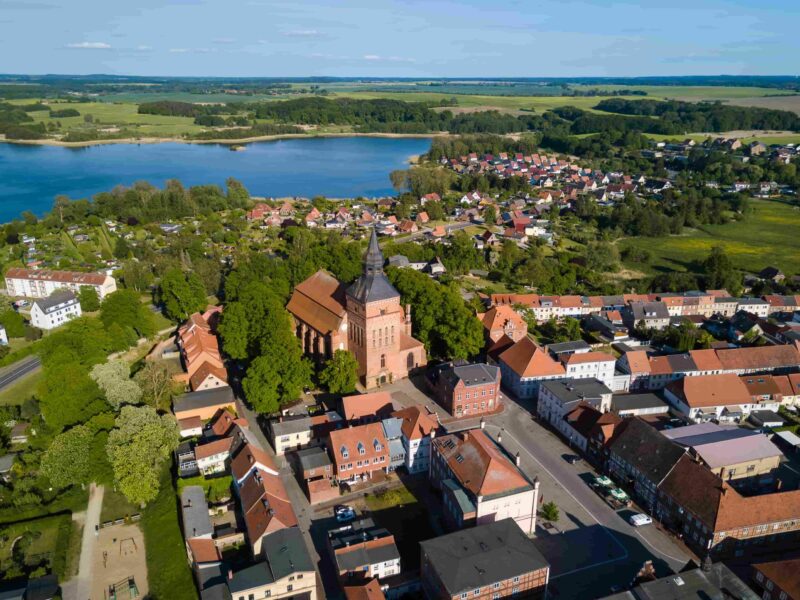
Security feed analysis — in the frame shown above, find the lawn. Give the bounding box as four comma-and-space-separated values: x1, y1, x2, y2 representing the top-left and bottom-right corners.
0, 513, 73, 579
618, 199, 800, 275
101, 488, 140, 523
140, 466, 198, 600
0, 370, 41, 406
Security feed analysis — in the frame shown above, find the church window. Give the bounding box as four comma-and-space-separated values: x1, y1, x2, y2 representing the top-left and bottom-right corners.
381, 354, 386, 368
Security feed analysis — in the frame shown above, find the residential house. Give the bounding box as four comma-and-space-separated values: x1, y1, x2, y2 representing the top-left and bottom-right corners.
610, 393, 670, 418
477, 305, 528, 344
340, 392, 396, 424
430, 429, 539, 535
173, 387, 237, 422
420, 519, 550, 600
605, 562, 758, 600
381, 417, 406, 472
237, 466, 298, 557
498, 337, 565, 399
329, 518, 401, 582
328, 422, 390, 484
664, 374, 777, 423
29, 290, 82, 330
623, 301, 671, 331
392, 405, 437, 474
537, 379, 612, 436
752, 559, 800, 600
194, 437, 234, 476
558, 352, 616, 389
430, 362, 501, 418
269, 415, 313, 455
606, 418, 686, 510
562, 403, 622, 460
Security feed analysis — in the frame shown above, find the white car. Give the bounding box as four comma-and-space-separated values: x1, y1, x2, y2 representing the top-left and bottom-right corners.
629, 513, 652, 527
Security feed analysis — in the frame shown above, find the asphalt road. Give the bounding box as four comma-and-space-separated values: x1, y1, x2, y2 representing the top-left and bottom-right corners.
0, 355, 41, 390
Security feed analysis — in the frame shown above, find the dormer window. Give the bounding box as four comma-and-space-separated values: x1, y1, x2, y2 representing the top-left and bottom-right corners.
373, 438, 383, 452
357, 442, 366, 455
341, 446, 349, 459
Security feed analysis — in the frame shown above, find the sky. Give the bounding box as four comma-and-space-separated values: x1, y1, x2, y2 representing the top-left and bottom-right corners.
0, 0, 797, 77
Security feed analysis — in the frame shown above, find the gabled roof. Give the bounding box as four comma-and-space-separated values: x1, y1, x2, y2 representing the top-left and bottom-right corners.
608, 418, 685, 485
286, 269, 347, 334
341, 391, 394, 422
240, 468, 297, 542
753, 559, 800, 599
499, 336, 565, 378
392, 405, 437, 441
666, 374, 751, 408
478, 305, 526, 334
32, 290, 78, 313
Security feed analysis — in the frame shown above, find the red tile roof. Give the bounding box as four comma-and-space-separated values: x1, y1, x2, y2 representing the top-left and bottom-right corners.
341, 392, 394, 422
499, 337, 565, 378
666, 374, 751, 408
392, 406, 437, 441
286, 270, 347, 334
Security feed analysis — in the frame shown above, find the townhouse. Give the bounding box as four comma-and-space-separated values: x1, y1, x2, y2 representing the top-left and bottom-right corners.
177, 308, 229, 392
173, 387, 237, 422
269, 414, 314, 455
430, 429, 539, 535
562, 403, 622, 460
392, 405, 437, 474
329, 517, 401, 582
558, 351, 616, 389
430, 362, 501, 418
537, 378, 613, 437
498, 337, 565, 399
420, 519, 550, 600
664, 373, 781, 423
476, 304, 528, 344
328, 422, 390, 484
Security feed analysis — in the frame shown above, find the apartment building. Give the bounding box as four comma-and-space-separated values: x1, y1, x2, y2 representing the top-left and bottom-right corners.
5, 267, 117, 299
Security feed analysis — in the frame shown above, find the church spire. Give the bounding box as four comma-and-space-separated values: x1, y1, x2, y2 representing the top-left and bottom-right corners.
364, 227, 384, 275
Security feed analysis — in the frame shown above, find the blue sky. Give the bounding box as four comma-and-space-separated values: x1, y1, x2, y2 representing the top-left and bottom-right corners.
0, 0, 796, 77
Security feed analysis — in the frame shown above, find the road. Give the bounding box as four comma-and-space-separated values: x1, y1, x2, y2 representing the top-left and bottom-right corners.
62, 483, 105, 600
400, 220, 473, 242
0, 355, 41, 390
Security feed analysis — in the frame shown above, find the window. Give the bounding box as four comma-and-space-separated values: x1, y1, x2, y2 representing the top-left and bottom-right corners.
473, 588, 480, 596
513, 576, 520, 583
381, 354, 386, 368
461, 594, 468, 599
494, 582, 501, 589
287, 584, 293, 592
358, 442, 366, 455
341, 446, 349, 459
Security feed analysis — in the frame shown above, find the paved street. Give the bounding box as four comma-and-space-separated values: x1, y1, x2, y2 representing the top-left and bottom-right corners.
0, 355, 40, 390
62, 483, 105, 600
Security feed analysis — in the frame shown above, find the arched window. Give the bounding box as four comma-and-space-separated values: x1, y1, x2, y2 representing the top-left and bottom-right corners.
407, 352, 415, 370
381, 354, 386, 368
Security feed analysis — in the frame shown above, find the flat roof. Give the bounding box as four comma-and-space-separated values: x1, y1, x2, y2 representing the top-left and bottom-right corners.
612, 393, 668, 412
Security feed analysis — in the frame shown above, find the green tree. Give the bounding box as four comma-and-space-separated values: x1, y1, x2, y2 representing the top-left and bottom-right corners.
100, 289, 156, 340
120, 260, 154, 292
158, 268, 207, 321
106, 405, 179, 506
90, 360, 143, 410
702, 246, 741, 295
540, 501, 560, 523
38, 356, 107, 431
40, 425, 93, 489
483, 205, 497, 225
78, 286, 101, 312
319, 350, 359, 394
243, 350, 312, 414
114, 236, 132, 259
0, 310, 25, 338
134, 361, 174, 412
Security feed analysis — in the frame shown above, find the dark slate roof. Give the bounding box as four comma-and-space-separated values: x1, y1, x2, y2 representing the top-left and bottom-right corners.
612, 393, 668, 412
180, 485, 213, 539
631, 302, 670, 320
296, 446, 331, 471
271, 415, 312, 437
347, 228, 400, 304
608, 418, 685, 485
631, 563, 758, 600
228, 562, 274, 593
420, 519, 549, 596
263, 527, 315, 581
173, 387, 235, 414
198, 565, 231, 600
540, 378, 612, 406
547, 340, 591, 355
329, 518, 390, 552
335, 540, 401, 571
33, 289, 78, 314
443, 363, 500, 388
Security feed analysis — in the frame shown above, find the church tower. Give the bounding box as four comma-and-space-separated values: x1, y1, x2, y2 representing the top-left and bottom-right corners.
345, 228, 424, 388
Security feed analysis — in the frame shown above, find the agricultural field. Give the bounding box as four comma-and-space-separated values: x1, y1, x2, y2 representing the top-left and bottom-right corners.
727, 95, 800, 116
571, 84, 796, 100
619, 199, 800, 275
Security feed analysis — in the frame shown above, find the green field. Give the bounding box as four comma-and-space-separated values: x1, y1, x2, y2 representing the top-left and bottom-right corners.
571, 84, 795, 100
619, 199, 800, 275
0, 370, 41, 406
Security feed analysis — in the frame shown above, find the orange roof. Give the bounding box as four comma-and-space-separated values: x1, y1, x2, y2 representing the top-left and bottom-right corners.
329, 422, 388, 464
344, 578, 386, 600
178, 416, 202, 432
194, 437, 233, 461
241, 468, 297, 542
231, 442, 278, 481
499, 337, 565, 378
716, 345, 800, 372
188, 538, 221, 564
431, 225, 447, 237
689, 348, 723, 372
561, 351, 614, 365
624, 350, 651, 374
341, 392, 394, 422
189, 360, 228, 391
4, 267, 107, 285
478, 305, 527, 334
392, 406, 437, 441
666, 374, 751, 408
286, 270, 347, 334
433, 429, 531, 497
753, 560, 800, 599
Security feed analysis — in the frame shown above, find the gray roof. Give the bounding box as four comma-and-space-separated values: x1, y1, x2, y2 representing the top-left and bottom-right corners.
296, 446, 331, 471
631, 564, 758, 600
388, 437, 405, 459
737, 297, 769, 306
347, 228, 400, 303
271, 415, 312, 437
749, 410, 785, 424
33, 289, 78, 314
263, 527, 315, 581
387, 254, 410, 268
381, 417, 403, 441
540, 378, 612, 406
442, 478, 476, 515
547, 340, 591, 355
228, 562, 274, 593
444, 363, 500, 388
180, 485, 213, 539
608, 418, 685, 484
420, 519, 549, 596
0, 453, 16, 473
198, 565, 231, 600
174, 387, 235, 414
612, 393, 668, 413
630, 302, 670, 320
335, 539, 401, 572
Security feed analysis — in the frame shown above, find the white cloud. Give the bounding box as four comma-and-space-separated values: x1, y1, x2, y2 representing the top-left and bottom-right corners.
363, 54, 415, 63
169, 48, 189, 53
283, 29, 320, 37
66, 41, 111, 49
169, 47, 215, 54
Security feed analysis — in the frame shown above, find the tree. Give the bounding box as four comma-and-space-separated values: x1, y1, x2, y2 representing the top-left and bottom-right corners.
702, 246, 741, 295
319, 350, 359, 395
243, 348, 312, 415
158, 268, 207, 321
120, 260, 154, 292
0, 310, 25, 338
483, 205, 497, 225
114, 236, 132, 260
540, 501, 560, 523
106, 405, 179, 506
40, 425, 93, 489
100, 289, 156, 340
90, 360, 143, 410
38, 356, 107, 431
135, 361, 174, 412
78, 286, 101, 312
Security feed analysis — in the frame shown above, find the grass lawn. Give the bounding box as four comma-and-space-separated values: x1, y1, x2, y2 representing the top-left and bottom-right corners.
0, 513, 72, 579
140, 466, 198, 600
618, 199, 800, 275
0, 370, 41, 406
364, 486, 417, 511
101, 488, 140, 523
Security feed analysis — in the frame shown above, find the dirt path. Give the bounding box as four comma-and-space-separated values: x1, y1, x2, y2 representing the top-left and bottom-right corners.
62, 483, 104, 600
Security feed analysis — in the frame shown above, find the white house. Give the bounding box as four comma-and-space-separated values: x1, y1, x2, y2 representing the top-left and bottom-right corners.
30, 290, 82, 330
5, 267, 117, 299
537, 378, 613, 438
393, 406, 437, 474
558, 351, 616, 388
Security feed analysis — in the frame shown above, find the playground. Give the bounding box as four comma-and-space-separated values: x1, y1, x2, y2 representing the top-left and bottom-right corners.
91, 523, 149, 600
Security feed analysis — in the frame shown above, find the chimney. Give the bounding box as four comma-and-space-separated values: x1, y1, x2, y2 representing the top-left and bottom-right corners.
227, 569, 233, 581
776, 478, 783, 491
515, 451, 521, 467
192, 527, 196, 537
497, 428, 503, 444
187, 498, 192, 507
248, 454, 254, 465
701, 554, 713, 573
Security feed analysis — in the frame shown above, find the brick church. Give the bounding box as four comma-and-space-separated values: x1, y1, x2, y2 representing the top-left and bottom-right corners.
286, 228, 427, 389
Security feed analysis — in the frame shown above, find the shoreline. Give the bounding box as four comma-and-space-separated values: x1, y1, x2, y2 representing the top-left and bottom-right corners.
0, 131, 447, 149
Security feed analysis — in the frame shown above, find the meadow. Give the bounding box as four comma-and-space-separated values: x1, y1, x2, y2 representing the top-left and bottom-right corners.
619, 199, 800, 275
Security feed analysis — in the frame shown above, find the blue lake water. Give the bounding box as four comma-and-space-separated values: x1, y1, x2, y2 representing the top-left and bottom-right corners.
0, 136, 432, 222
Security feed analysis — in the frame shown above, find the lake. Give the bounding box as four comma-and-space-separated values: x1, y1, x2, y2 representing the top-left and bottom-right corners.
0, 136, 432, 222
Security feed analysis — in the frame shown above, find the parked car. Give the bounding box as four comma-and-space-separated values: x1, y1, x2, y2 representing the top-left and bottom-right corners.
629, 513, 653, 527
335, 505, 356, 523
566, 455, 581, 465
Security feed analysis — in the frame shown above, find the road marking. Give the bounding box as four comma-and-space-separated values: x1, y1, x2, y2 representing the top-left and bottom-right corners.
550, 554, 627, 580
